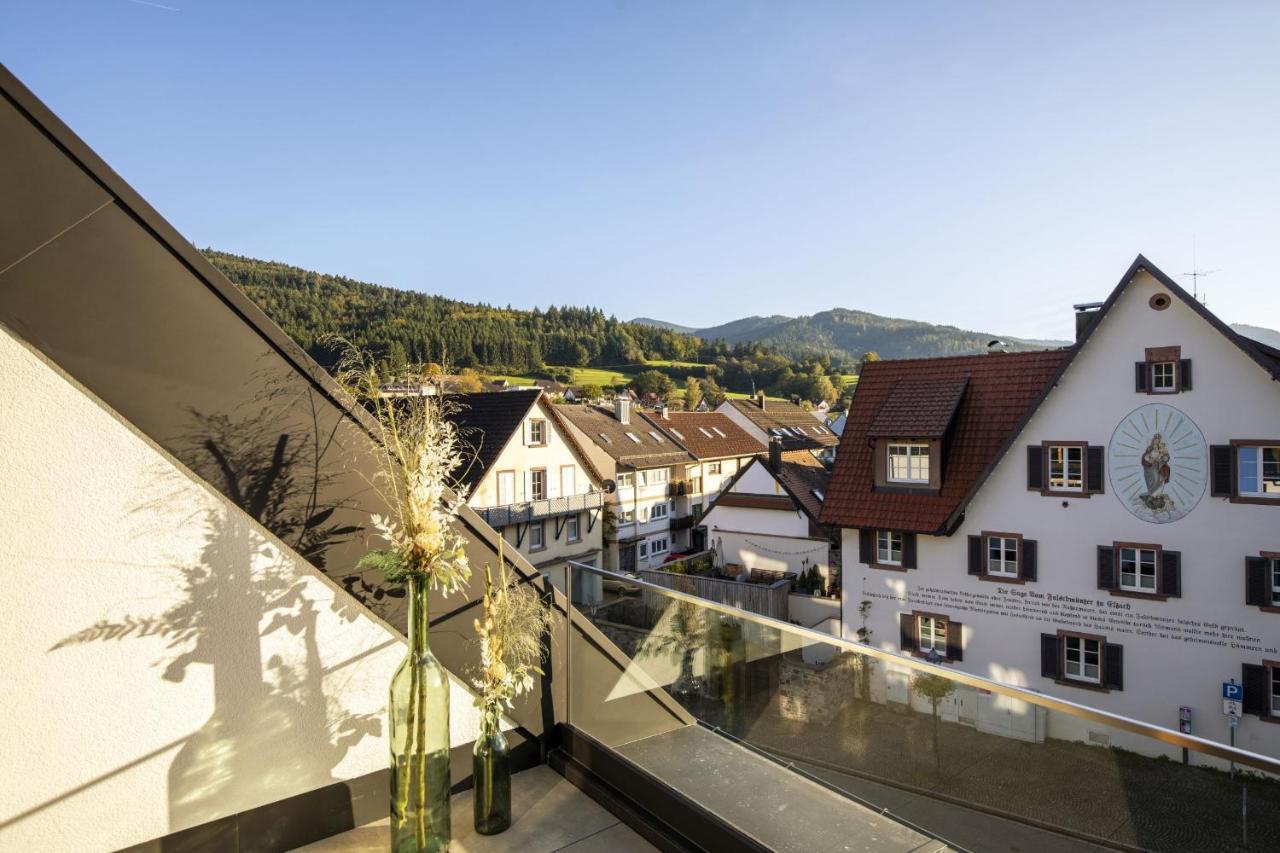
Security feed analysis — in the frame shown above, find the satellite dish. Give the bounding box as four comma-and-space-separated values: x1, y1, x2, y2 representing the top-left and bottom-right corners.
603, 479, 617, 494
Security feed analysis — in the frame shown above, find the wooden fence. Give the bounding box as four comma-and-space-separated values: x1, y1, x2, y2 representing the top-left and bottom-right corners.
638, 568, 791, 621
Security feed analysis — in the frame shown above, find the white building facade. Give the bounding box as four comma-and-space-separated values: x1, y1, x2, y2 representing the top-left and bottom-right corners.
830, 257, 1280, 762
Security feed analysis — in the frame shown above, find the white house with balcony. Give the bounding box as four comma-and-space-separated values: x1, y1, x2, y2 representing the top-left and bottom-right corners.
446, 389, 606, 576
560, 399, 695, 573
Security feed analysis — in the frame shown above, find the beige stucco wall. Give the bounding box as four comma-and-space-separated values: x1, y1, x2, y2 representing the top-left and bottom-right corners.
0, 326, 482, 852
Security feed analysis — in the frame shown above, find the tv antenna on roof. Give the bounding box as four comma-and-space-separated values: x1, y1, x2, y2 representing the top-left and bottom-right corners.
1180, 237, 1216, 305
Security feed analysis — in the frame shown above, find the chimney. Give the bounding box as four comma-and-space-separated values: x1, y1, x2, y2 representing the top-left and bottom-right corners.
659, 404, 669, 420
614, 397, 631, 425
756, 392, 767, 411
768, 437, 782, 474
1073, 302, 1103, 341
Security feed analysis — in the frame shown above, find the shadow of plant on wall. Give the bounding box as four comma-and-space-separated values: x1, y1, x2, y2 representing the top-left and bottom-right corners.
48, 394, 386, 835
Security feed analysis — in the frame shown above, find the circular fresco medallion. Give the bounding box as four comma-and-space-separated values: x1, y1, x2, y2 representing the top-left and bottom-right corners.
1107, 402, 1207, 524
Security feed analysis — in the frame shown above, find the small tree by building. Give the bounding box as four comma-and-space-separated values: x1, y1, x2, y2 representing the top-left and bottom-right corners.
911, 670, 956, 770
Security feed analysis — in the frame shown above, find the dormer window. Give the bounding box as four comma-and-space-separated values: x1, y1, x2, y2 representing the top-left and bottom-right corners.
1135, 346, 1192, 394
887, 442, 930, 483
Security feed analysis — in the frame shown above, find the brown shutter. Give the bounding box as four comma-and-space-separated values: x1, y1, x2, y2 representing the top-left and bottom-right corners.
902, 533, 918, 569
1022, 539, 1038, 581
1246, 557, 1271, 606
899, 613, 916, 653
1134, 361, 1148, 392
859, 529, 874, 564
967, 535, 983, 575
1161, 551, 1182, 598
1210, 445, 1234, 497
1179, 358, 1192, 390
1103, 643, 1124, 690
946, 620, 964, 662
1242, 665, 1268, 717
1097, 545, 1116, 590
1086, 446, 1105, 493
1040, 634, 1061, 679
1026, 446, 1044, 490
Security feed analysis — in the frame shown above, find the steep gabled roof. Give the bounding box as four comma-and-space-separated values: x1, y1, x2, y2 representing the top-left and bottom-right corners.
557, 405, 694, 469
866, 376, 969, 438
723, 397, 839, 450
820, 349, 1067, 534
444, 390, 603, 494
706, 451, 831, 527
640, 410, 766, 460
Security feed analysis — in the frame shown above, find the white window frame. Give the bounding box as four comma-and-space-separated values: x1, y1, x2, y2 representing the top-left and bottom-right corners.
618, 509, 636, 525
1118, 546, 1158, 593
1271, 557, 1280, 599
649, 536, 670, 556
565, 514, 581, 543
1150, 361, 1176, 393
1063, 635, 1101, 683
1048, 445, 1084, 492
649, 502, 669, 521
1238, 445, 1280, 498
616, 472, 634, 488
642, 468, 669, 486
876, 530, 903, 565
707, 461, 722, 475
986, 536, 1019, 577
917, 615, 947, 655
887, 442, 930, 484
638, 540, 649, 558
529, 469, 547, 501
529, 521, 545, 551
1272, 667, 1280, 715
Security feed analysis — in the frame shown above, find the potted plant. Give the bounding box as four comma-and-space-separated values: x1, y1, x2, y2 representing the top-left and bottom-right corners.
336, 343, 473, 853
471, 538, 552, 834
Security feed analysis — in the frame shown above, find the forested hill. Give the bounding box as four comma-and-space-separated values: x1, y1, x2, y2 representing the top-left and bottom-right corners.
204, 251, 714, 372
634, 309, 1069, 362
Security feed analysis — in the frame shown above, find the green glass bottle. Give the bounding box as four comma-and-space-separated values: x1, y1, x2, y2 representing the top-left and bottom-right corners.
472, 721, 511, 835
389, 575, 452, 853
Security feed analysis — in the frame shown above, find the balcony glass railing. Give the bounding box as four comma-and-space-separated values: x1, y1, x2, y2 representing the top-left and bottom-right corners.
475, 491, 604, 528
561, 561, 1280, 853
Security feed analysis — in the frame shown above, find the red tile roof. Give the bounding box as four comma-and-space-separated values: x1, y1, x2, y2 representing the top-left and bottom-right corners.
820, 350, 1068, 534
867, 376, 969, 438
722, 398, 839, 449
641, 411, 766, 460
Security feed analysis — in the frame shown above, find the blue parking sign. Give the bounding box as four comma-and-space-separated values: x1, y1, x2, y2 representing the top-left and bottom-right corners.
1223, 681, 1243, 702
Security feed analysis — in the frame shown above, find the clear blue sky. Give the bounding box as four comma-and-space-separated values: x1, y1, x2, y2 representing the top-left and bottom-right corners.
4, 1, 1278, 340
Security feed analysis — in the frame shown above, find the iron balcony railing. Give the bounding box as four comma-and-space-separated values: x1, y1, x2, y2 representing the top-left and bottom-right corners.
476, 491, 605, 528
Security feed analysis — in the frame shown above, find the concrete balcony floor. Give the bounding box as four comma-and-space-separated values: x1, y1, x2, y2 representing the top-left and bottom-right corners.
294, 766, 655, 853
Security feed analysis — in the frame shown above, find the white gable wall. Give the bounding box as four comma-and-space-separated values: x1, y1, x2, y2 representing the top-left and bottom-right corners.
845, 269, 1280, 761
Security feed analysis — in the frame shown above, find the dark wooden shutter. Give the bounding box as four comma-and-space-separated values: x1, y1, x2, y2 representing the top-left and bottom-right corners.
1086, 446, 1105, 493
1026, 446, 1044, 490
1179, 358, 1192, 390
1134, 361, 1148, 392
899, 613, 916, 653
1246, 557, 1271, 606
1210, 445, 1234, 497
1161, 551, 1182, 598
1040, 634, 1061, 679
902, 533, 917, 569
1242, 665, 1268, 717
967, 535, 983, 575
1103, 643, 1124, 690
1022, 539, 1038, 581
1097, 545, 1117, 590
859, 529, 874, 564
946, 620, 964, 662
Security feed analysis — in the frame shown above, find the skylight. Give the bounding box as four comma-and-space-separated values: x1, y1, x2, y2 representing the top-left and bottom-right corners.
626, 432, 641, 443
649, 431, 665, 443
712, 427, 726, 437
671, 428, 685, 440
699, 427, 713, 438
812, 489, 825, 502
598, 433, 612, 444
